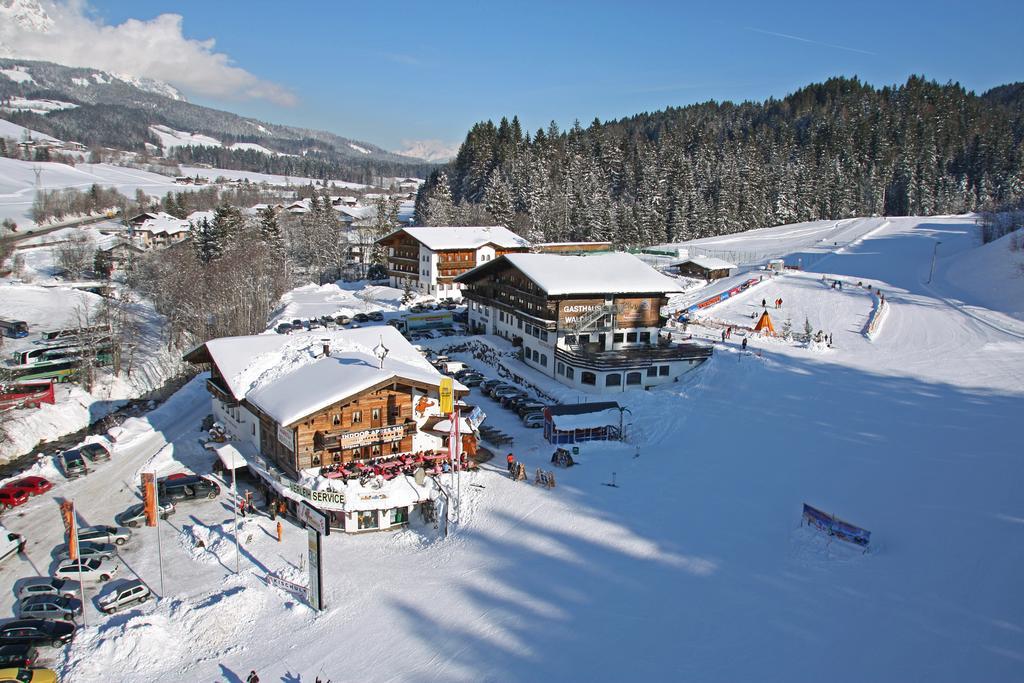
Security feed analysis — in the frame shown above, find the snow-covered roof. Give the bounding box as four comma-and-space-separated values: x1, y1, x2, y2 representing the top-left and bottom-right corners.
197, 327, 463, 426
397, 226, 529, 251
677, 256, 737, 271
136, 213, 190, 236
495, 252, 685, 296
550, 408, 621, 431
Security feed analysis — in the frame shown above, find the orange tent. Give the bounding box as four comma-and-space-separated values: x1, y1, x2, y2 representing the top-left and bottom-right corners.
753, 310, 775, 335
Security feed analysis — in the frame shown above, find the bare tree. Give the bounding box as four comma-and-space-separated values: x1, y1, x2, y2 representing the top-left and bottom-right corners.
55, 232, 95, 279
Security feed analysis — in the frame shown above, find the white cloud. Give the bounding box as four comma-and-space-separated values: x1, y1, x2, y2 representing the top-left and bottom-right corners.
0, 0, 297, 106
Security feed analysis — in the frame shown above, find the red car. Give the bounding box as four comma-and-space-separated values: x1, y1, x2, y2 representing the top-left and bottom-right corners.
8, 476, 52, 496
0, 487, 30, 510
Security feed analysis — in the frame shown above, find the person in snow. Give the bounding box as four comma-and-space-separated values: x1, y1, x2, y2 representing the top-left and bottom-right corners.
238, 498, 246, 518
761, 298, 766, 308
247, 672, 259, 683
742, 337, 748, 350
721, 330, 726, 343
506, 453, 516, 474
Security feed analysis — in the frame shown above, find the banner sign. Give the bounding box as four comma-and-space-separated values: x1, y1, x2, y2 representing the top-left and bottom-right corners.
439, 378, 454, 414
141, 472, 157, 527
59, 501, 76, 560
614, 297, 660, 327
337, 424, 406, 449
466, 406, 485, 431
558, 300, 605, 326
288, 482, 346, 508
307, 527, 324, 611
277, 425, 294, 451
298, 501, 330, 536
266, 573, 307, 599
802, 503, 871, 548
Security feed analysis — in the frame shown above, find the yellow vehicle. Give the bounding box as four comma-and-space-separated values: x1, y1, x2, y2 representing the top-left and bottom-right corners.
0, 668, 58, 683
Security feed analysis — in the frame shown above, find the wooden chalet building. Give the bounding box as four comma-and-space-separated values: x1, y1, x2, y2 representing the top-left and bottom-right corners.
185, 326, 468, 533
377, 226, 530, 300
455, 252, 713, 393
672, 256, 737, 281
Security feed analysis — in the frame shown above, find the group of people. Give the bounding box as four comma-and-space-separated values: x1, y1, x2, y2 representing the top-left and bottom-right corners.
318, 450, 474, 485
761, 297, 783, 309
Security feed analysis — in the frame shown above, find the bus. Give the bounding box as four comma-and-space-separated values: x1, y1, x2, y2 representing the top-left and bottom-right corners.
41, 324, 111, 341
0, 320, 29, 339
9, 358, 78, 383
12, 342, 79, 366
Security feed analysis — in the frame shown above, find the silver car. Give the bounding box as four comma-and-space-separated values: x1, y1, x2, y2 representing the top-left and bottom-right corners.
56, 541, 116, 562
116, 501, 175, 528
17, 577, 81, 601
76, 525, 132, 546
17, 594, 81, 621
98, 579, 152, 614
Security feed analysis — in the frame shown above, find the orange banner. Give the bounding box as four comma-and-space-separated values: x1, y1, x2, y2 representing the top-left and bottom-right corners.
141, 472, 157, 527
59, 500, 76, 560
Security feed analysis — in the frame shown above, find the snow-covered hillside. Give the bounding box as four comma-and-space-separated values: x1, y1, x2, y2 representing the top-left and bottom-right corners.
0, 214, 1021, 682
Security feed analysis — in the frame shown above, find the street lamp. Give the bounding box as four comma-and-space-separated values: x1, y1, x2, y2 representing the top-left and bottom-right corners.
926, 240, 942, 284
617, 406, 632, 441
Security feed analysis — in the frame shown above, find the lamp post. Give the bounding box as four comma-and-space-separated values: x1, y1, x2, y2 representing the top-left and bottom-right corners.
617, 407, 632, 441
926, 240, 942, 284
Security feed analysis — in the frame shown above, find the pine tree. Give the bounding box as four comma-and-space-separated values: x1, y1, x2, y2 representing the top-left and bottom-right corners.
257, 207, 284, 255
484, 168, 515, 227
191, 217, 222, 264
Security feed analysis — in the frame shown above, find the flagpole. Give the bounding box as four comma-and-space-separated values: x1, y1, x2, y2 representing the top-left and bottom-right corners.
155, 482, 165, 595
73, 504, 87, 628
233, 464, 240, 574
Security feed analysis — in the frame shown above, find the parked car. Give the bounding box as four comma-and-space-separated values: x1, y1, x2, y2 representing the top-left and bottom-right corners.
0, 667, 57, 682
0, 619, 75, 648
307, 319, 321, 329
79, 443, 110, 463
368, 311, 384, 322
353, 313, 370, 323
53, 557, 118, 583
499, 392, 529, 408
0, 531, 26, 564
291, 319, 303, 328
275, 323, 293, 334
516, 401, 547, 417
60, 450, 88, 479
492, 386, 525, 400
116, 501, 175, 528
97, 579, 152, 614
318, 316, 334, 327
335, 315, 350, 326
16, 578, 79, 602
5, 477, 51, 497
158, 475, 220, 502
459, 374, 484, 387
522, 412, 545, 428
480, 379, 504, 394
16, 595, 81, 622
0, 644, 39, 669
56, 541, 116, 563
0, 488, 29, 511
76, 525, 131, 546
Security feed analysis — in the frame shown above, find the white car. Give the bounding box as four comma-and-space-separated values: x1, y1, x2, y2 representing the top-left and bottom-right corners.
54, 557, 119, 582
98, 579, 152, 613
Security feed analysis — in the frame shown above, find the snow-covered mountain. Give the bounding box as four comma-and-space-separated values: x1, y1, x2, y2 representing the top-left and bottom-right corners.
395, 139, 459, 163
0, 0, 53, 40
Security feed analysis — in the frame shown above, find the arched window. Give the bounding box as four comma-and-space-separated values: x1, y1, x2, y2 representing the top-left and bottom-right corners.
606, 373, 621, 386
581, 371, 597, 386
626, 372, 642, 385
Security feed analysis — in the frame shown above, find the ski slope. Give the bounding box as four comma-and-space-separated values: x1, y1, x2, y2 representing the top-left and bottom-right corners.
0, 215, 1021, 682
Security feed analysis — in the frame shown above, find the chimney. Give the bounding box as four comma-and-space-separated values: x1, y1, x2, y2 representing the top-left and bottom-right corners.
321, 338, 330, 357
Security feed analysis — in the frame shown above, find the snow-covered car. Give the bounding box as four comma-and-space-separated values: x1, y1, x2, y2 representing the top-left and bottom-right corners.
53, 557, 118, 582
459, 374, 484, 387
60, 451, 88, 479
522, 412, 545, 428
75, 526, 131, 546
97, 579, 152, 614
116, 501, 175, 528
55, 541, 116, 562
492, 386, 525, 400
16, 578, 80, 602
16, 595, 81, 621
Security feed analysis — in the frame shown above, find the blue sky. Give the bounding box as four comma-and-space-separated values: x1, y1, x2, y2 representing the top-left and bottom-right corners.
84, 0, 1024, 152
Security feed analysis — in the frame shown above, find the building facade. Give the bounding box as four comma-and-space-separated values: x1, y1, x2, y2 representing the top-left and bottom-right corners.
456, 252, 712, 393
378, 226, 530, 300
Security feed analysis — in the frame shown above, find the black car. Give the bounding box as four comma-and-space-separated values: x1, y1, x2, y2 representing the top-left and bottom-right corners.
516, 401, 547, 417
80, 442, 110, 463
353, 313, 370, 323
158, 475, 220, 502
459, 374, 484, 387
275, 323, 293, 334
368, 311, 384, 322
0, 644, 38, 668
0, 620, 75, 648
500, 392, 529, 409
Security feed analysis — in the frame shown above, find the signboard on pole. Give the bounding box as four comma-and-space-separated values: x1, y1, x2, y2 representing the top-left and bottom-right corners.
59, 501, 76, 560
266, 573, 308, 599
298, 501, 330, 536
439, 377, 454, 414
307, 527, 324, 611
141, 472, 157, 527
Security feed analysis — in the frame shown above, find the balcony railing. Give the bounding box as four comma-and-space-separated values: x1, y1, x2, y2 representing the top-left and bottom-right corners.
555, 341, 712, 371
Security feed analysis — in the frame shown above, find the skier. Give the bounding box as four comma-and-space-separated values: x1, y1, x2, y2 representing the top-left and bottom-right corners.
247, 672, 260, 683
721, 330, 726, 343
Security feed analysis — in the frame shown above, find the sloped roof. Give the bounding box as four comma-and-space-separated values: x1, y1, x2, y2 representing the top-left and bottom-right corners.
392, 226, 529, 251
463, 252, 685, 296
677, 256, 737, 271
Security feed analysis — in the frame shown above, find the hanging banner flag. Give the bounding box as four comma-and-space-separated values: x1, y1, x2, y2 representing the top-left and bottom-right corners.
439, 378, 454, 414
449, 408, 460, 465
141, 472, 157, 527
59, 500, 77, 560
802, 503, 871, 548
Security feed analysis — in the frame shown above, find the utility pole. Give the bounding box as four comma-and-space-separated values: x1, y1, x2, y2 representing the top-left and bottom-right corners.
926, 240, 942, 284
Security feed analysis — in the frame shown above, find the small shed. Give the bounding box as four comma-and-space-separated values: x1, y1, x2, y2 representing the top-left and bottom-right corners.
673, 256, 737, 281
544, 402, 622, 444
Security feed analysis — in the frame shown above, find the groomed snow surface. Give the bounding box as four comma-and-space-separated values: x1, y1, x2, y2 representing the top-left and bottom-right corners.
0, 215, 1021, 681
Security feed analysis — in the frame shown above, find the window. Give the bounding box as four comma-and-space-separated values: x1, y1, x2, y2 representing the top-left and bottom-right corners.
580, 335, 591, 345
557, 362, 565, 375
390, 441, 401, 453
659, 365, 670, 376
582, 371, 596, 385
517, 318, 523, 329
351, 410, 362, 424
371, 444, 381, 456
626, 372, 642, 385
391, 506, 409, 524
606, 373, 621, 386
533, 349, 540, 362
371, 408, 381, 421
566, 367, 575, 379
540, 354, 547, 367
626, 332, 638, 343
613, 333, 624, 343
542, 330, 549, 341
333, 414, 341, 426
357, 510, 379, 530
647, 366, 658, 377
640, 331, 651, 344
